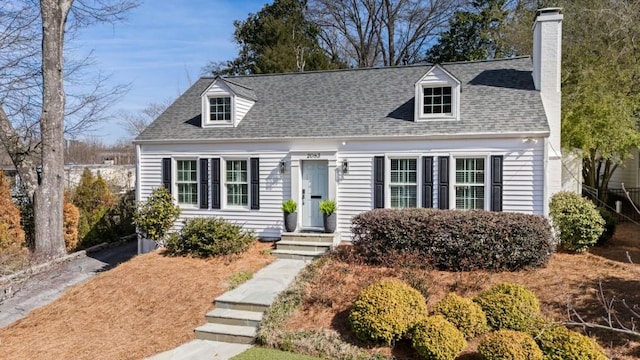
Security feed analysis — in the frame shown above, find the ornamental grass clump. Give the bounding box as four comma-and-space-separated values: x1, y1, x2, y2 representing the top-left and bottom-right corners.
411, 315, 466, 360
348, 279, 427, 345
549, 192, 604, 252
535, 325, 607, 360
477, 330, 543, 360
432, 292, 489, 339
473, 283, 542, 332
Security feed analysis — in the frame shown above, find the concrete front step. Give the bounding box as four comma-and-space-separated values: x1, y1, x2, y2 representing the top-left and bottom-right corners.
206, 308, 263, 327
272, 249, 326, 260
280, 232, 336, 243
276, 240, 332, 252
194, 323, 256, 344
214, 299, 269, 313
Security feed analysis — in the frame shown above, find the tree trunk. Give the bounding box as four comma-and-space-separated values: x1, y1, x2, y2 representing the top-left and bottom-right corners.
34, 0, 73, 257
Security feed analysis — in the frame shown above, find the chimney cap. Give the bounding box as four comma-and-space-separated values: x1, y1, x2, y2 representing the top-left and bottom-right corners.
537, 7, 563, 15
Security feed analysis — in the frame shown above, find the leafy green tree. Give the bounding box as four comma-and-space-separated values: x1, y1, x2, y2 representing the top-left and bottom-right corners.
204, 0, 339, 75
425, 0, 512, 63
559, 0, 640, 199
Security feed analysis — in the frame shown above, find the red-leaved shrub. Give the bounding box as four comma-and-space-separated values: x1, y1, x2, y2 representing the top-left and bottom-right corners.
351, 209, 554, 271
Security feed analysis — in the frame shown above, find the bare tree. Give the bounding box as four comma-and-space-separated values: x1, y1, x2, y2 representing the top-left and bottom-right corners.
0, 0, 138, 257
119, 100, 171, 138
309, 0, 463, 67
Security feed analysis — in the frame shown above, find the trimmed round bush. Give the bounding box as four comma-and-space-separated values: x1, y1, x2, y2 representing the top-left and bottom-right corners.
411, 315, 466, 360
477, 330, 543, 360
549, 192, 605, 252
536, 325, 607, 360
473, 283, 541, 332
349, 279, 427, 345
432, 293, 489, 338
166, 217, 255, 257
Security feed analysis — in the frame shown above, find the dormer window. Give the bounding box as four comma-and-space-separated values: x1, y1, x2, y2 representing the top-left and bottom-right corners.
210, 97, 231, 121
414, 65, 460, 121
423, 86, 452, 115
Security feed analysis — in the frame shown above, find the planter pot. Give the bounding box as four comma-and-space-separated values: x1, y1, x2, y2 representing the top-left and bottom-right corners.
323, 213, 337, 233
284, 212, 298, 232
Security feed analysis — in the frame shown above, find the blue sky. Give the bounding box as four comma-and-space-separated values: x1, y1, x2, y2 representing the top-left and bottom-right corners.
70, 0, 267, 144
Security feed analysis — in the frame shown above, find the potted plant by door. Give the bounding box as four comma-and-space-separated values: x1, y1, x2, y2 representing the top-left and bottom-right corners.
319, 199, 337, 233
282, 199, 298, 232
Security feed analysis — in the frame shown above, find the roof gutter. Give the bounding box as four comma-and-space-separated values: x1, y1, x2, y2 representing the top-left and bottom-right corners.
132, 131, 550, 145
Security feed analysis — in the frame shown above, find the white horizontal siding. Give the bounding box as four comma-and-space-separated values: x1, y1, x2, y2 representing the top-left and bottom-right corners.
139, 137, 546, 243
235, 96, 254, 126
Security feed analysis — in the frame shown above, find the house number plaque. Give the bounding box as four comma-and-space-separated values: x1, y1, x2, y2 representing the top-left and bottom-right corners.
306, 153, 321, 159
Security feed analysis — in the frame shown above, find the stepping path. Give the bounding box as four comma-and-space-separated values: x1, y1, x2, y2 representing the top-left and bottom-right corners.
150, 258, 308, 360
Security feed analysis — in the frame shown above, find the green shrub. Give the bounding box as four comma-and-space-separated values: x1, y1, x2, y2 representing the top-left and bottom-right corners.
166, 217, 255, 257
133, 187, 181, 245
351, 208, 554, 271
549, 192, 604, 252
349, 279, 427, 345
535, 325, 607, 360
473, 283, 541, 332
319, 199, 336, 215
477, 330, 543, 360
411, 315, 466, 360
282, 199, 297, 214
596, 207, 617, 245
432, 293, 489, 339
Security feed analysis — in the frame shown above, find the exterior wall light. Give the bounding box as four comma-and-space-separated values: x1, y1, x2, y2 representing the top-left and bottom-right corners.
341, 159, 348, 174
279, 160, 286, 174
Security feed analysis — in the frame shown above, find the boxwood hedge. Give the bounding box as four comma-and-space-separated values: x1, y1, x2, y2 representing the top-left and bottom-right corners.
351, 208, 554, 271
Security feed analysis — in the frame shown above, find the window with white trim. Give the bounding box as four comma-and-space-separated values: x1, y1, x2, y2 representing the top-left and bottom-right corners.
455, 158, 485, 210
176, 160, 198, 205
210, 96, 231, 121
226, 160, 248, 206
390, 158, 417, 208
423, 86, 452, 115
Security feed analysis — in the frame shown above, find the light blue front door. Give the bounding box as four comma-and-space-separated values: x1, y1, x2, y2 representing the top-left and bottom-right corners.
301, 160, 328, 229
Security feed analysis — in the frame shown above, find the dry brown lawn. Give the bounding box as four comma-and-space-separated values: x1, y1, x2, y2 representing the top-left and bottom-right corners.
0, 241, 274, 360
285, 223, 640, 360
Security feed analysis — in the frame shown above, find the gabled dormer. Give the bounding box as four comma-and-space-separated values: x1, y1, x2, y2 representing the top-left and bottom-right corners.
201, 77, 256, 128
414, 65, 461, 122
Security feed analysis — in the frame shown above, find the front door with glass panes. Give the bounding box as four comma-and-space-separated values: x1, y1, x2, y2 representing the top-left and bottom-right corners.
301, 160, 328, 229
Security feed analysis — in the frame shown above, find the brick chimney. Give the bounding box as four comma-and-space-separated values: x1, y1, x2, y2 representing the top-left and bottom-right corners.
533, 8, 563, 213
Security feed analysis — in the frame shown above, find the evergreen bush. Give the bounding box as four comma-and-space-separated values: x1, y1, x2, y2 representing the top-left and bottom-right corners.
133, 187, 180, 245
63, 200, 80, 252
351, 208, 554, 271
473, 283, 542, 332
411, 315, 466, 360
0, 169, 25, 250
549, 192, 604, 252
165, 217, 255, 257
535, 325, 607, 360
477, 330, 543, 360
348, 279, 427, 345
432, 292, 489, 339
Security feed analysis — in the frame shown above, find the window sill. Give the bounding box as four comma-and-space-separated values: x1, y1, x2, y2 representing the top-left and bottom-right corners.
221, 207, 252, 212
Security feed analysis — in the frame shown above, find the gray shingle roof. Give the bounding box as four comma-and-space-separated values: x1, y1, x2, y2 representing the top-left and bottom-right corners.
135, 57, 549, 142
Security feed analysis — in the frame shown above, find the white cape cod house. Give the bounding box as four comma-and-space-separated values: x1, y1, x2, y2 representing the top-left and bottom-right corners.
134, 8, 570, 252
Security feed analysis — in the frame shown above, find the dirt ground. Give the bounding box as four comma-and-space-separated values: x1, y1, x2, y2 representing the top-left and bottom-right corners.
0, 241, 274, 360
285, 223, 640, 360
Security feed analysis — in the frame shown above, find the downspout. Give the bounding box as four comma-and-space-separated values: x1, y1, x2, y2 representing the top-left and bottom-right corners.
135, 143, 141, 255
543, 137, 549, 217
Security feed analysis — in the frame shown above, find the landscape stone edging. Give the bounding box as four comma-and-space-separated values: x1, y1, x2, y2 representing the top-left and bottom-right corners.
0, 234, 136, 285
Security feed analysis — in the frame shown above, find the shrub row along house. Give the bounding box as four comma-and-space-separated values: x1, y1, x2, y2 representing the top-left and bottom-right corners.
134, 8, 573, 251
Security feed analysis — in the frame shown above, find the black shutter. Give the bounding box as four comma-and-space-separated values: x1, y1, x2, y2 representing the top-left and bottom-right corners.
161, 158, 171, 193
438, 156, 449, 209
250, 158, 260, 210
422, 157, 434, 208
199, 158, 209, 209
211, 158, 221, 209
491, 155, 503, 211
374, 156, 385, 208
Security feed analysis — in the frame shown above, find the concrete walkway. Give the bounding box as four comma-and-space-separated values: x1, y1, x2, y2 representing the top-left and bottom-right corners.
150, 258, 308, 360
0, 241, 137, 328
